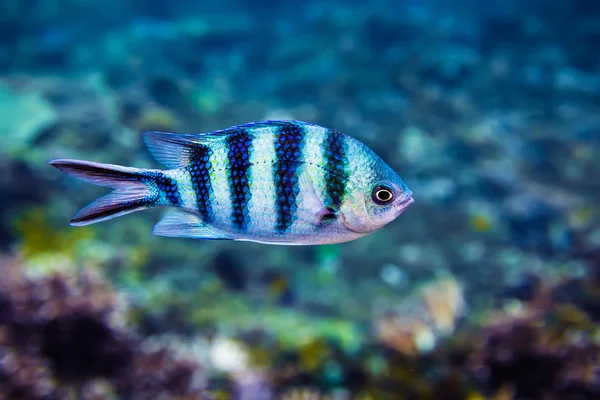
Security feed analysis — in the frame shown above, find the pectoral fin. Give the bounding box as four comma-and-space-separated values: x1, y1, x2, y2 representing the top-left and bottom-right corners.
298, 170, 338, 226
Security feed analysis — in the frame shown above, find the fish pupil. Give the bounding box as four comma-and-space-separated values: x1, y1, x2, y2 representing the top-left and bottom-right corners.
373, 185, 394, 205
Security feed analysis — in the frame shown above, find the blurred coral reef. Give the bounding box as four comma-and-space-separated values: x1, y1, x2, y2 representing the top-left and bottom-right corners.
0, 255, 208, 400
1, 252, 598, 399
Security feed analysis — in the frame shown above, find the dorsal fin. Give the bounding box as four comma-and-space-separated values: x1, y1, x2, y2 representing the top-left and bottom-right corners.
142, 121, 310, 169
142, 131, 218, 169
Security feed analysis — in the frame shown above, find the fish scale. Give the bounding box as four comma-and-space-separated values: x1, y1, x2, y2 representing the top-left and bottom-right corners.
226, 128, 253, 230
50, 120, 414, 245
323, 129, 349, 210
243, 126, 278, 234
274, 123, 305, 233
206, 136, 234, 231
187, 145, 214, 223
151, 173, 183, 207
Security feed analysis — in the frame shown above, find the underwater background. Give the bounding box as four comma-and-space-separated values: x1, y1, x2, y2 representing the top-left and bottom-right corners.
1, 0, 599, 399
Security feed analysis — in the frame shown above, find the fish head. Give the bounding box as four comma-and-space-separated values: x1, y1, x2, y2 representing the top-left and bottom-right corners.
340, 157, 413, 234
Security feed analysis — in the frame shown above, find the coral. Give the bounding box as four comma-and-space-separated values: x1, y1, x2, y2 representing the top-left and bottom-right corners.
211, 269, 600, 399
116, 345, 204, 399
470, 314, 600, 399
0, 254, 208, 400
376, 275, 466, 355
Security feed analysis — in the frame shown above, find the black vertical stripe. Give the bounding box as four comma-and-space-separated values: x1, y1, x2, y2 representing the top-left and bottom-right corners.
226, 128, 253, 230
323, 129, 349, 210
153, 172, 183, 207
188, 145, 214, 223
274, 122, 305, 233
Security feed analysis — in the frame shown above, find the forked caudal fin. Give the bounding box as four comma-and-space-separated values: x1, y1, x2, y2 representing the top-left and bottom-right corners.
49, 159, 157, 226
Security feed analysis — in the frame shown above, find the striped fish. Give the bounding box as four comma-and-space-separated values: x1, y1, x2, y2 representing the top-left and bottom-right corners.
50, 120, 413, 245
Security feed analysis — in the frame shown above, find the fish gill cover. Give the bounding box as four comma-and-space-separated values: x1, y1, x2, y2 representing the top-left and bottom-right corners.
0, 0, 599, 399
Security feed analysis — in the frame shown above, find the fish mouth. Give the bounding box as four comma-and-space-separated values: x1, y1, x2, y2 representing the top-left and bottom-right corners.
394, 195, 414, 213
341, 194, 415, 234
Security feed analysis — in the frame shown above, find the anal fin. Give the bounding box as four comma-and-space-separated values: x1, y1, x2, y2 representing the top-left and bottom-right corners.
152, 210, 232, 240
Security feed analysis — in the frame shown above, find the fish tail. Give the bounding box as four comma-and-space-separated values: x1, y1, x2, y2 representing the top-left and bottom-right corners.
49, 159, 160, 226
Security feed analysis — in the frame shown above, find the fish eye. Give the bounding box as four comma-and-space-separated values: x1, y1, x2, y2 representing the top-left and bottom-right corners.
372, 185, 395, 205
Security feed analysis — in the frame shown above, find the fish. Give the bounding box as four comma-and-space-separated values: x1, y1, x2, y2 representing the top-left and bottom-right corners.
49, 120, 414, 245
